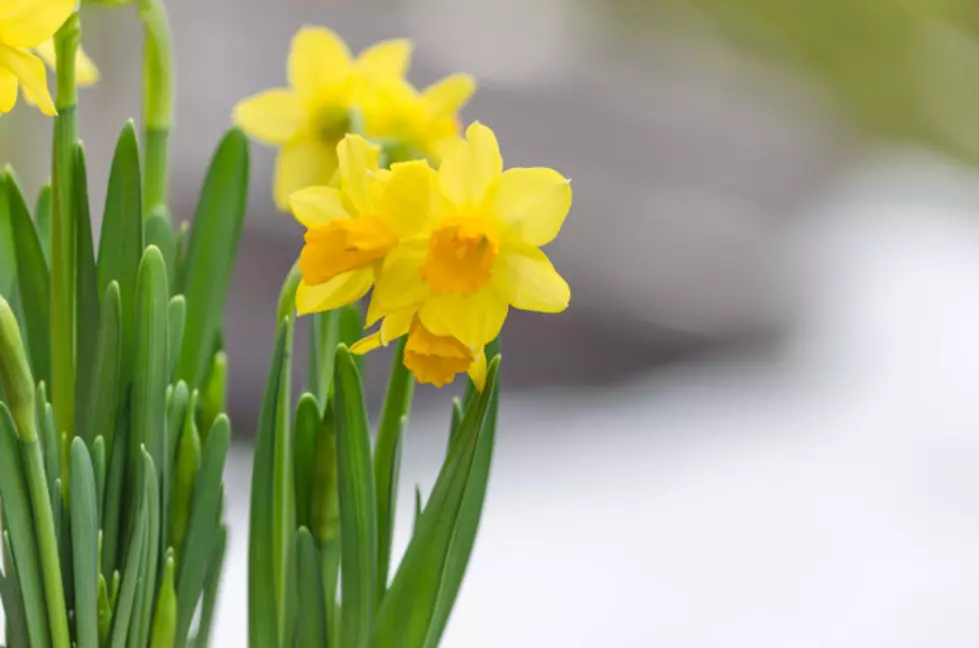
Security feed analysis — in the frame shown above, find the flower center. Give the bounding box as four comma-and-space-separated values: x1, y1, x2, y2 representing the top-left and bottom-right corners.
299, 217, 396, 285
403, 319, 473, 387
420, 217, 499, 295
317, 105, 351, 143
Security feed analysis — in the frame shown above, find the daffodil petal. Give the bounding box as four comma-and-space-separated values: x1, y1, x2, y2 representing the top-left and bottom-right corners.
495, 167, 571, 246
357, 38, 413, 78
350, 331, 382, 355
233, 89, 306, 144
0, 67, 17, 112
492, 245, 569, 313
274, 137, 338, 211
74, 44, 99, 86
337, 134, 379, 214
380, 309, 414, 344
418, 289, 508, 351
288, 26, 353, 106
0, 0, 73, 48
467, 348, 487, 392
421, 73, 475, 116
374, 160, 436, 237
289, 186, 350, 228
0, 45, 54, 115
438, 122, 502, 207
295, 268, 373, 316
370, 243, 429, 324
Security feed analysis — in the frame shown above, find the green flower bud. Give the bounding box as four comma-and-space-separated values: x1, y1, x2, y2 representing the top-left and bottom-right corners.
0, 297, 37, 442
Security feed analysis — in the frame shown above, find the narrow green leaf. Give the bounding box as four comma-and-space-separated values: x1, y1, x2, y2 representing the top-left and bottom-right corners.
130, 246, 169, 510
307, 310, 340, 410
36, 383, 59, 513
70, 437, 100, 648
80, 281, 122, 454
338, 304, 365, 374
0, 403, 50, 647
295, 527, 327, 648
169, 395, 200, 555
248, 323, 287, 648
197, 350, 226, 438
310, 403, 339, 545
101, 396, 129, 578
167, 295, 186, 382
177, 128, 248, 388
414, 484, 423, 533
165, 382, 190, 517
192, 524, 226, 648
144, 207, 176, 292
74, 144, 101, 444
175, 415, 230, 646
374, 338, 414, 605
149, 550, 177, 648
371, 358, 501, 648
272, 317, 295, 648
448, 397, 464, 455
0, 174, 14, 303
333, 345, 377, 648
7, 171, 51, 388
134, 449, 161, 648
92, 435, 106, 521
0, 531, 31, 648
294, 393, 319, 531
110, 493, 148, 648
98, 571, 112, 645
276, 263, 300, 326
33, 181, 52, 265
321, 538, 341, 647
97, 121, 143, 399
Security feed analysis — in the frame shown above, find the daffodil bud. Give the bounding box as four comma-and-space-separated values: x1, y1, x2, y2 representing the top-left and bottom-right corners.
198, 351, 227, 438
149, 550, 177, 648
310, 405, 340, 544
0, 297, 37, 442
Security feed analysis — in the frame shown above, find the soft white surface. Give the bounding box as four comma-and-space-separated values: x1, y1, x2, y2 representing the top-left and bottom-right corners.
215, 152, 979, 646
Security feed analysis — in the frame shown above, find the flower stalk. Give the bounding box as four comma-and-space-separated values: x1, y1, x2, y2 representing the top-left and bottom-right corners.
138, 0, 175, 215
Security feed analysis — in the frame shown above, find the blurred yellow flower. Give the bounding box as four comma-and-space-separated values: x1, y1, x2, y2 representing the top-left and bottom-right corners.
351, 309, 487, 390
291, 134, 436, 315
35, 39, 100, 87
234, 26, 412, 209
0, 0, 74, 115
360, 72, 475, 164
368, 122, 572, 351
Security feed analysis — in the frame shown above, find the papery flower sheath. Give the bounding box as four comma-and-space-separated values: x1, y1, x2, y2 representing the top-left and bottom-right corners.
234, 26, 413, 209
0, 0, 75, 115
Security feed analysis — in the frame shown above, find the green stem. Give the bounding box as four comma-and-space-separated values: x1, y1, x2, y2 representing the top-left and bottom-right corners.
51, 14, 79, 441
139, 0, 174, 214
24, 437, 70, 648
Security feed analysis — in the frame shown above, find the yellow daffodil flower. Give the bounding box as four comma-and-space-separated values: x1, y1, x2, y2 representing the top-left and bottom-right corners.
367, 122, 572, 351
351, 309, 487, 390
234, 26, 413, 210
0, 0, 74, 115
35, 38, 100, 87
290, 134, 436, 315
359, 72, 475, 164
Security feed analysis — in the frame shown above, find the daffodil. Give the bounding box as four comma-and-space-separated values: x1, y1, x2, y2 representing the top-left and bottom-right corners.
351, 309, 487, 390
234, 26, 413, 210
359, 72, 475, 164
35, 38, 100, 87
367, 121, 572, 351
0, 0, 74, 115
290, 134, 435, 316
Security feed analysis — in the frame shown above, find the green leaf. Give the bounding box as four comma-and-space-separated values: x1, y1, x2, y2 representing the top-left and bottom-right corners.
0, 175, 15, 303
307, 310, 340, 411
448, 397, 464, 454
74, 144, 101, 445
338, 304, 365, 374
0, 531, 31, 648
97, 121, 143, 398
79, 281, 121, 452
176, 128, 248, 388
197, 350, 227, 439
149, 550, 177, 648
91, 436, 106, 533
175, 415, 230, 646
133, 449, 161, 648
167, 295, 186, 382
36, 383, 59, 514
164, 381, 191, 543
169, 393, 200, 555
101, 396, 129, 578
248, 322, 288, 648
70, 437, 100, 648
0, 403, 50, 648
192, 524, 226, 648
294, 393, 319, 531
110, 486, 148, 648
374, 337, 414, 605
130, 246, 169, 507
6, 170, 51, 388
33, 181, 52, 265
320, 538, 341, 647
333, 345, 377, 648
414, 484, 423, 533
98, 573, 112, 646
295, 527, 327, 648
310, 404, 339, 544
370, 357, 501, 648
144, 207, 176, 293
271, 317, 295, 648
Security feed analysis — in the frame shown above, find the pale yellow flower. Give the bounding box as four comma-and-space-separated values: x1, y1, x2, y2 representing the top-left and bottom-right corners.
0, 0, 75, 115
234, 26, 413, 209
367, 122, 572, 351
